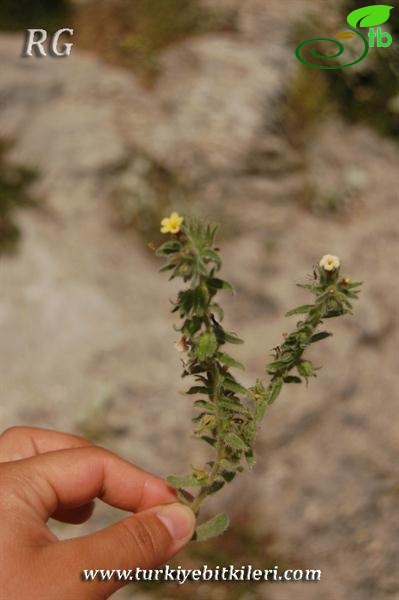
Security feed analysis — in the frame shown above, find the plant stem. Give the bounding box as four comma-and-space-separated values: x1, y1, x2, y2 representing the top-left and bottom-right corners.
190, 362, 224, 515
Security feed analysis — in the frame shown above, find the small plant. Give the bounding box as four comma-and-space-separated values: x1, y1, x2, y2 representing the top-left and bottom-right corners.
156, 212, 361, 541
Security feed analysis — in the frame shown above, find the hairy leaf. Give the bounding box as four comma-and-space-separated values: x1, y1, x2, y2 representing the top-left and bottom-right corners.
195, 513, 230, 541
186, 386, 210, 395
194, 400, 216, 412
297, 361, 316, 378
224, 432, 248, 451
222, 470, 237, 482
196, 331, 218, 361
202, 248, 222, 269
310, 331, 332, 343
218, 352, 245, 370
222, 331, 244, 345
208, 278, 234, 294
223, 378, 248, 396
268, 377, 283, 404
220, 396, 249, 414
210, 303, 224, 322
285, 304, 313, 317
166, 474, 203, 488
219, 458, 240, 472
155, 240, 181, 256
284, 375, 302, 383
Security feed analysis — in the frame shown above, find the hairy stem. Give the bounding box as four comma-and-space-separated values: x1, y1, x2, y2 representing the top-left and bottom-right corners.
190, 363, 224, 514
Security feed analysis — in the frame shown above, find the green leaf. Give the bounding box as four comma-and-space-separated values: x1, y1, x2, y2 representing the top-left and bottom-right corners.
179, 285, 208, 316
166, 474, 203, 488
344, 290, 360, 300
347, 5, 393, 28
323, 308, 345, 318
177, 289, 196, 315
186, 386, 210, 395
196, 331, 218, 361
219, 458, 241, 472
208, 278, 235, 294
183, 317, 203, 337
296, 283, 314, 290
193, 413, 216, 430
345, 281, 363, 289
176, 488, 194, 503
210, 303, 224, 322
222, 470, 237, 482
266, 359, 286, 373
310, 331, 332, 343
187, 363, 207, 375
202, 249, 222, 269
223, 378, 248, 396
194, 400, 215, 412
195, 513, 230, 541
155, 240, 181, 256
218, 352, 245, 370
297, 361, 316, 378
206, 479, 226, 494
284, 375, 302, 383
222, 331, 244, 345
159, 263, 175, 272
200, 435, 217, 447
255, 399, 267, 421
285, 304, 313, 317
268, 377, 283, 404
224, 432, 248, 451
219, 396, 248, 414
245, 448, 256, 467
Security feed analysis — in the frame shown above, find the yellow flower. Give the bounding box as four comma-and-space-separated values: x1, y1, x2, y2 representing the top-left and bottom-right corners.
319, 254, 340, 272
160, 211, 184, 235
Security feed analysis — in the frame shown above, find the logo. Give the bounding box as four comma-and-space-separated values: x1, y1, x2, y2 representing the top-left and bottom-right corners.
295, 4, 394, 69
22, 28, 74, 58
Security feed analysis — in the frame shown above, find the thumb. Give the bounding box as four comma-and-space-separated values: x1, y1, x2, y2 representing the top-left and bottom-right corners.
46, 502, 196, 598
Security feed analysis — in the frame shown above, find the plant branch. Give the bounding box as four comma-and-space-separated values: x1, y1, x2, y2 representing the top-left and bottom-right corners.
156, 216, 362, 540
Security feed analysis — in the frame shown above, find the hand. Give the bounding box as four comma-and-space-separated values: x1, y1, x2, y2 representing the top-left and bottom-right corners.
0, 426, 195, 599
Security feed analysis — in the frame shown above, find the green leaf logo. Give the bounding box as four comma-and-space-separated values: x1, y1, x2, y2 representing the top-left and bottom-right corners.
347, 4, 393, 28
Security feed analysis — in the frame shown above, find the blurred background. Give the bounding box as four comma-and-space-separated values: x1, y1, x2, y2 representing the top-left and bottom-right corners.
0, 1, 398, 599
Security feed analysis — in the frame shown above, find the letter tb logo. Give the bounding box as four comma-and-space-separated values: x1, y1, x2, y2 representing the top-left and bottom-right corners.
23, 28, 74, 58
295, 4, 394, 69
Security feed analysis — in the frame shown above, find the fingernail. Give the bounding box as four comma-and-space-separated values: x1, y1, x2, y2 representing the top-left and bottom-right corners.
155, 503, 196, 541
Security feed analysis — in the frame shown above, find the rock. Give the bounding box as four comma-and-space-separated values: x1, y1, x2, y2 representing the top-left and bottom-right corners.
125, 36, 292, 183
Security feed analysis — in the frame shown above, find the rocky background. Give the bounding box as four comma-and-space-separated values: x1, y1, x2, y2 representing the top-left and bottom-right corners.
0, 1, 398, 599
